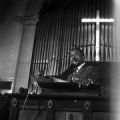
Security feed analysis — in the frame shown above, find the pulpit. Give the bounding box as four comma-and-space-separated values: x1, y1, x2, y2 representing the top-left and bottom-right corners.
9, 84, 111, 120
9, 62, 119, 120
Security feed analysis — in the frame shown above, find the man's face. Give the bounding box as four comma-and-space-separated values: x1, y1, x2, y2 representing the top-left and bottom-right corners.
70, 50, 84, 66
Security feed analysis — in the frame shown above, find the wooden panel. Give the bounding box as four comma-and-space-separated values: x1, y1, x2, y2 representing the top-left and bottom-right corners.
9, 93, 111, 120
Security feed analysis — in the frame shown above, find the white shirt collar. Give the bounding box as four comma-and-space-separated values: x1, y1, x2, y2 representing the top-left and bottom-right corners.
77, 62, 85, 70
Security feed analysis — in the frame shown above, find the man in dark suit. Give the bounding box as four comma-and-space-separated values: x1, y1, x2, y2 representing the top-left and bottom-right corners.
53, 48, 98, 120
54, 48, 98, 87
37, 48, 98, 87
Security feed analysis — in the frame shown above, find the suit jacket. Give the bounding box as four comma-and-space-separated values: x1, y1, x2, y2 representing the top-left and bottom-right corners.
57, 63, 98, 86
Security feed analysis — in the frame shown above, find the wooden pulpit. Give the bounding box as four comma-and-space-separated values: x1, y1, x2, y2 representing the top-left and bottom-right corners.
9, 83, 111, 120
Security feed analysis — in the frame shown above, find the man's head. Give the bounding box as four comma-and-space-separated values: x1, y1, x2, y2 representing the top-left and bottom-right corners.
70, 48, 85, 66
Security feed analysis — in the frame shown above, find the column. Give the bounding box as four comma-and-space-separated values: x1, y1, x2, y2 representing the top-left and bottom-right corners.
14, 16, 39, 93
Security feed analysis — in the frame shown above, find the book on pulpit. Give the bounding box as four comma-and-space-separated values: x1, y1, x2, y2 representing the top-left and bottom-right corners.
37, 77, 101, 96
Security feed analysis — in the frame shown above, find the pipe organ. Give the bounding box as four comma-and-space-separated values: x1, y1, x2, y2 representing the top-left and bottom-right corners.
30, 0, 116, 77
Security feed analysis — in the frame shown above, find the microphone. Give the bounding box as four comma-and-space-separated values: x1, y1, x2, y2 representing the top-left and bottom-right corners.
39, 69, 45, 76
72, 58, 79, 65
34, 69, 45, 78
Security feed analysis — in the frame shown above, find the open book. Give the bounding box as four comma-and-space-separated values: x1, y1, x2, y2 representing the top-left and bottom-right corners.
52, 77, 68, 83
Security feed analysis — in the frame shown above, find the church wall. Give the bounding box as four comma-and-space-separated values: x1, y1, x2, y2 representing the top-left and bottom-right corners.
0, 0, 29, 93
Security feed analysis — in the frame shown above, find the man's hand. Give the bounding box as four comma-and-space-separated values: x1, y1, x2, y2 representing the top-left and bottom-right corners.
81, 79, 94, 87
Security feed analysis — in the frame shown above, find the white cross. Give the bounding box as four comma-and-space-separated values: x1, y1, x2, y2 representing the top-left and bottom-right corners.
81, 10, 114, 61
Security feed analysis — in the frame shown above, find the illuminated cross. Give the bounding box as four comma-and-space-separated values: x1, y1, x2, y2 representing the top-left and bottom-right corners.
81, 10, 114, 61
